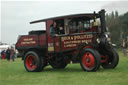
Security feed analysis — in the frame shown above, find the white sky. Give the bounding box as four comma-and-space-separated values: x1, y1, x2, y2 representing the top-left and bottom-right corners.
1, 0, 128, 44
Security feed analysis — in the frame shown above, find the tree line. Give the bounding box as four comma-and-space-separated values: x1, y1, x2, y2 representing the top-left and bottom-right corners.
106, 11, 128, 47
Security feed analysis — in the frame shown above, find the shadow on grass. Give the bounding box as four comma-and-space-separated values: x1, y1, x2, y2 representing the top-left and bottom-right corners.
42, 66, 111, 73
43, 67, 83, 73
41, 66, 126, 73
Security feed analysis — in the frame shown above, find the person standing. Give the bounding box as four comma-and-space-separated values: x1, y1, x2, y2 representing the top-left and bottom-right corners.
6, 48, 11, 61
57, 24, 64, 34
1, 50, 6, 59
10, 47, 15, 62
121, 32, 127, 56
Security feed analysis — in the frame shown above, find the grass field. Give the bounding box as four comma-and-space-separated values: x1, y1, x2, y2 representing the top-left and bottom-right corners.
0, 51, 128, 85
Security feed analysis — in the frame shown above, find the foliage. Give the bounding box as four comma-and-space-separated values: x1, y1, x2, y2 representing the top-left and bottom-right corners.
106, 11, 128, 45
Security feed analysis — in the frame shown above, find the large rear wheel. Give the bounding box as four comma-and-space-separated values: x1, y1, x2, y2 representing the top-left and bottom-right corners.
80, 48, 101, 72
101, 49, 119, 69
24, 51, 46, 72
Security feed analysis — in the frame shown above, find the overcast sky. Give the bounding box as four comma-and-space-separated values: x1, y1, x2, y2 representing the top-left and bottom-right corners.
1, 1, 128, 44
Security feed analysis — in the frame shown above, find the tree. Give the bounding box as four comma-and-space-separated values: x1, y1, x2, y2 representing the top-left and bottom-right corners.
111, 11, 115, 19
115, 11, 119, 18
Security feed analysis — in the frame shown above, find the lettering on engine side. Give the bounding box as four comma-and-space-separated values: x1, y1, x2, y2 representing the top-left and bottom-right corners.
21, 38, 36, 45
61, 34, 93, 48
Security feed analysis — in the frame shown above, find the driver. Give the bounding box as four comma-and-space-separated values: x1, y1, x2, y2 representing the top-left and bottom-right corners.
49, 22, 58, 36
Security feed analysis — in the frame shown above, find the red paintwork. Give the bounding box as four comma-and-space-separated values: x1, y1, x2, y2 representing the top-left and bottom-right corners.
40, 34, 46, 46
54, 37, 60, 52
26, 55, 36, 70
82, 52, 95, 69
46, 20, 54, 52
16, 34, 47, 48
16, 35, 39, 47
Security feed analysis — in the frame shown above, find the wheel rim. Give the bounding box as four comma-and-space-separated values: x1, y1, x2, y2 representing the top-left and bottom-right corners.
104, 55, 113, 65
82, 52, 95, 70
26, 55, 37, 70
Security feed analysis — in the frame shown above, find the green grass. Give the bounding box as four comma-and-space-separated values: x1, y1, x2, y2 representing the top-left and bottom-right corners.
0, 51, 128, 85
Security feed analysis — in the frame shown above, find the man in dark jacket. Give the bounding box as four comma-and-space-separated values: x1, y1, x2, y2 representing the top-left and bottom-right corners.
6, 48, 11, 61
11, 47, 15, 62
49, 22, 58, 36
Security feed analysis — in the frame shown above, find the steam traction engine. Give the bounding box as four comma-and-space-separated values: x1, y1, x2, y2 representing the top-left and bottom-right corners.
16, 9, 119, 72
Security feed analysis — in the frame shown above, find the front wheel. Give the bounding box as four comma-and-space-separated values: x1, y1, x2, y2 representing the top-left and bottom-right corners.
101, 49, 119, 69
80, 48, 101, 72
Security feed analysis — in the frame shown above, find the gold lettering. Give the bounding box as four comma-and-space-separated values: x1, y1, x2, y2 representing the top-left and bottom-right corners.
64, 44, 76, 48
24, 38, 33, 41
21, 41, 36, 45
62, 34, 93, 48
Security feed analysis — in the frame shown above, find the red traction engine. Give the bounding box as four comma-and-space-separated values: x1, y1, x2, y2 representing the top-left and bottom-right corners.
16, 9, 119, 72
